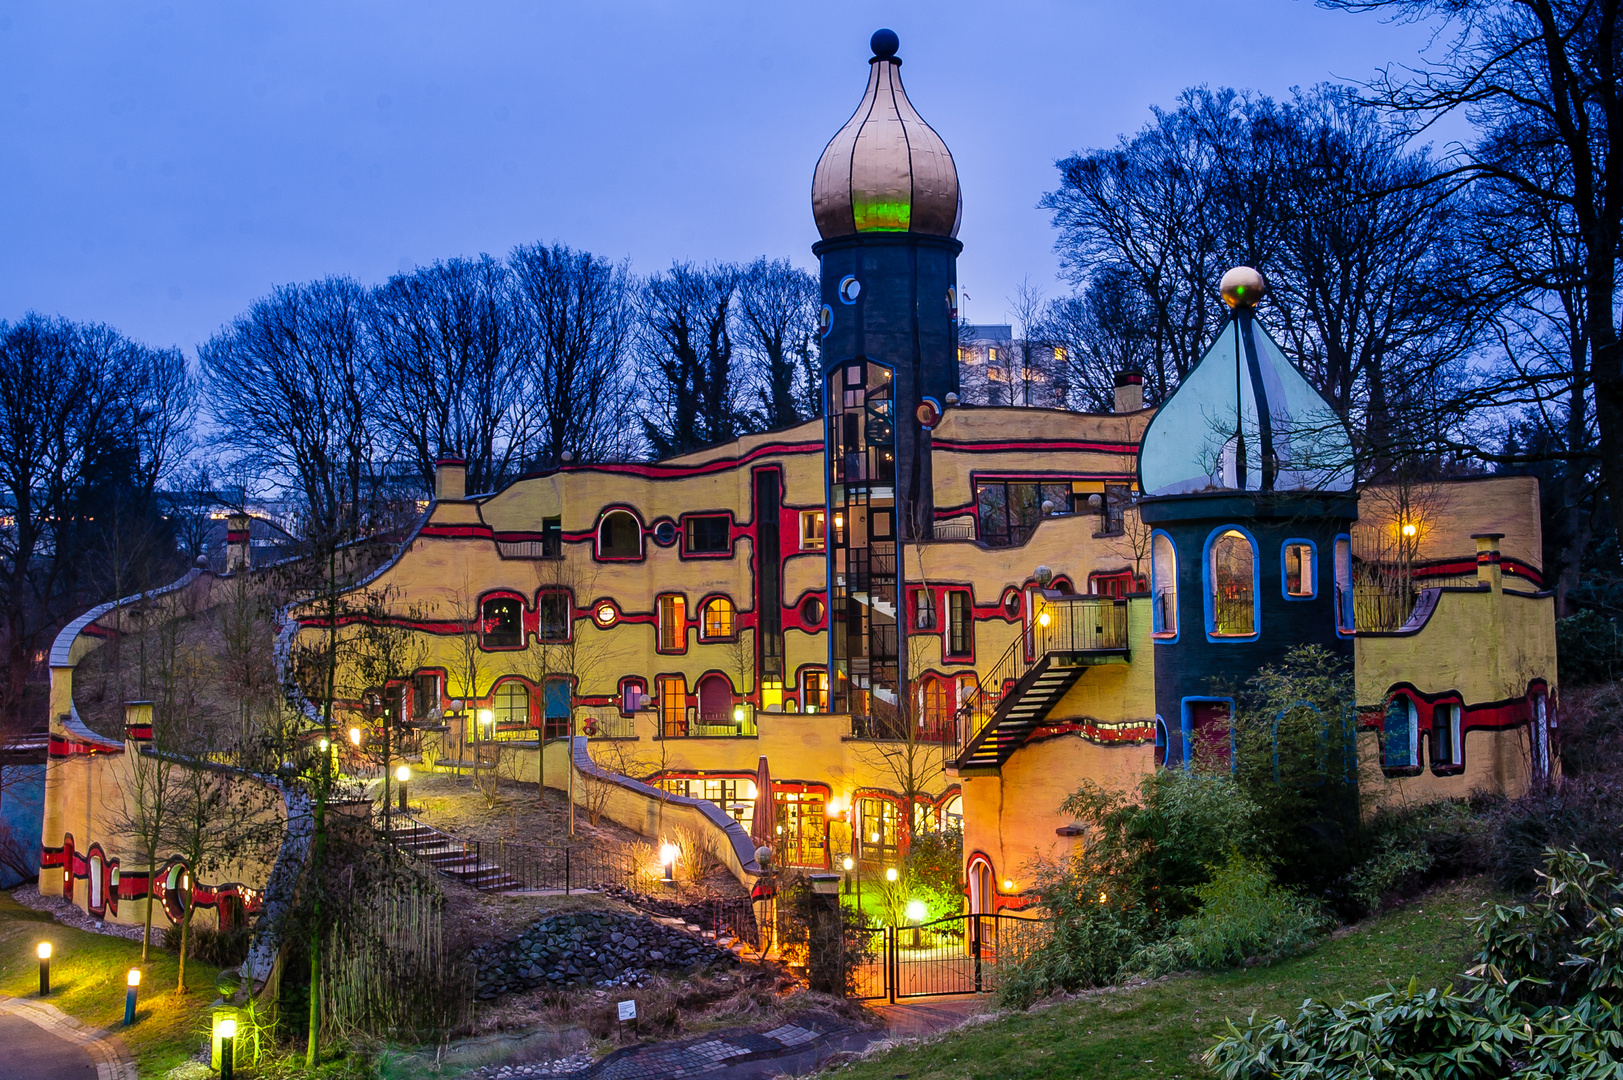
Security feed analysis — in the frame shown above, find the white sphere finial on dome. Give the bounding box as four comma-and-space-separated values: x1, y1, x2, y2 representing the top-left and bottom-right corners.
811, 30, 960, 240
1220, 266, 1267, 309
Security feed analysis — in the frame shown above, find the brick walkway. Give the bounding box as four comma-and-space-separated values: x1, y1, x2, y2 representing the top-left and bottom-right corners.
586, 1015, 868, 1079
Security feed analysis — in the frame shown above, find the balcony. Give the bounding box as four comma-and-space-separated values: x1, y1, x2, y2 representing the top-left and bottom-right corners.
661, 706, 759, 739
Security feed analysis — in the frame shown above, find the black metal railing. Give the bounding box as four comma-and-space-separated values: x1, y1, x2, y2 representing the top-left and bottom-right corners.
490, 838, 641, 893
851, 714, 958, 744
852, 913, 1051, 1001
949, 597, 1129, 765
663, 708, 758, 738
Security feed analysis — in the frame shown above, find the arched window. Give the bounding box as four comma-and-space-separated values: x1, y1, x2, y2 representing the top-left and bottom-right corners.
1151, 531, 1178, 638
1153, 716, 1169, 768
480, 595, 523, 649
1206, 528, 1257, 637
493, 680, 530, 738
597, 510, 642, 560
700, 597, 736, 640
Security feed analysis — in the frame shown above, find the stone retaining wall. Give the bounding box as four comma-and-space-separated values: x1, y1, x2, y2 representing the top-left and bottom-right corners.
469, 910, 737, 999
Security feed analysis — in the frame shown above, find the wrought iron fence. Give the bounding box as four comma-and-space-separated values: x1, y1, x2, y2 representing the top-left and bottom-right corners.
490, 837, 641, 893
851, 913, 1050, 1001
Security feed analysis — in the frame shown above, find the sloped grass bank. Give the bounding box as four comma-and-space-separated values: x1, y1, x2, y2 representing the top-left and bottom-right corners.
831, 878, 1490, 1080
0, 889, 221, 1076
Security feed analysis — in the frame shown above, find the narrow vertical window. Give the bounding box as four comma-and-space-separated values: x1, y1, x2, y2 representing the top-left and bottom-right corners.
947, 591, 973, 657
914, 589, 936, 630
1207, 529, 1257, 637
658, 594, 686, 652
1334, 535, 1354, 633
660, 676, 687, 737
1433, 702, 1463, 771
537, 589, 570, 642
1152, 531, 1178, 638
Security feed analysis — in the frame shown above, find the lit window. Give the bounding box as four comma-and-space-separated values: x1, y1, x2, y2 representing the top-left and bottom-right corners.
537, 589, 570, 642
1284, 542, 1315, 598
1383, 696, 1419, 770
800, 510, 826, 551
858, 798, 901, 864
1151, 532, 1178, 638
1053, 346, 1065, 363
412, 672, 439, 720
480, 596, 523, 648
685, 515, 730, 554
700, 597, 735, 640
658, 595, 686, 652
802, 670, 828, 714
659, 676, 687, 737
598, 510, 642, 559
1208, 529, 1256, 637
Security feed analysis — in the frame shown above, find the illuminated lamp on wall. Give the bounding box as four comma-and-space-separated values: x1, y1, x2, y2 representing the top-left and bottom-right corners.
593, 600, 618, 628
1400, 521, 1418, 537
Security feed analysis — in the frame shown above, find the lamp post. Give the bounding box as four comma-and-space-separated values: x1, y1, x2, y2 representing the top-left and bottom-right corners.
842, 855, 854, 896
124, 968, 140, 1026
396, 764, 411, 813
905, 899, 927, 949
218, 1016, 237, 1080
36, 942, 50, 995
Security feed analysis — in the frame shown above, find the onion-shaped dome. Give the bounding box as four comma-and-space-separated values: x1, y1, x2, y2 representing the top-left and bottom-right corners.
812, 29, 961, 240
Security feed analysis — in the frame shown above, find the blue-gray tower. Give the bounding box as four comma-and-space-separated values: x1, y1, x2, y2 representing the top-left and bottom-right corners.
812, 29, 961, 730
1135, 267, 1359, 766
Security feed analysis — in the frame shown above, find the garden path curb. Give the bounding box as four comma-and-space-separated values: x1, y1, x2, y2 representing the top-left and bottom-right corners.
0, 995, 137, 1080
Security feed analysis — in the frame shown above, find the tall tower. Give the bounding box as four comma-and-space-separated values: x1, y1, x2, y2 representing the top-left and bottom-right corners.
812, 29, 961, 729
1136, 267, 1358, 766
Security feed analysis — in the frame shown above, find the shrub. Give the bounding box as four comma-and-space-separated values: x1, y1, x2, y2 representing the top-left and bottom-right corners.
1556, 608, 1623, 686
996, 868, 1148, 1009
1127, 856, 1330, 977
1473, 773, 1623, 893
1205, 847, 1623, 1079
1342, 799, 1484, 915
906, 827, 964, 922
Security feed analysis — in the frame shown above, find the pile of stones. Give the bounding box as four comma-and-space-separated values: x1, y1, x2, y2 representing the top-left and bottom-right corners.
470, 910, 736, 999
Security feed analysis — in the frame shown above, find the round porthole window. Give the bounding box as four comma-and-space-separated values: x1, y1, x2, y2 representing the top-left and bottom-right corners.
594, 601, 618, 628
1004, 592, 1022, 618
800, 595, 826, 625
653, 520, 677, 546
818, 304, 833, 337
838, 275, 862, 304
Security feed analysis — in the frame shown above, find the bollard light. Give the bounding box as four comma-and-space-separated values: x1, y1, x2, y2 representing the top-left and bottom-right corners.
124, 968, 140, 1026
36, 942, 51, 996
841, 854, 855, 895
885, 867, 898, 883
219, 1016, 237, 1080
396, 764, 411, 812
905, 899, 927, 947
659, 842, 680, 885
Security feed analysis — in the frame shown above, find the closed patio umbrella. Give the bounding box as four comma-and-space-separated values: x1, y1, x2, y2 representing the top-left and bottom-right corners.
749, 755, 773, 850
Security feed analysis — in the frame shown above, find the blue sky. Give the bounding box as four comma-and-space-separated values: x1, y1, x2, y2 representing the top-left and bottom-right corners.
0, 1, 1443, 352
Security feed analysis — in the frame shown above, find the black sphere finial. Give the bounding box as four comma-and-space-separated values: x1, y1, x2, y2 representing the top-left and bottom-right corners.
870, 28, 899, 59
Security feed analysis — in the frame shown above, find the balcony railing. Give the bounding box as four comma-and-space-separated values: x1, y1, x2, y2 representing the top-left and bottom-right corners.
661, 707, 759, 739
577, 706, 635, 739
850, 714, 958, 744
949, 596, 1129, 765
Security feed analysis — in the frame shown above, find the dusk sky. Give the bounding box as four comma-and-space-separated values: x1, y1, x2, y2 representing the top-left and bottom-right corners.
0, 2, 1446, 353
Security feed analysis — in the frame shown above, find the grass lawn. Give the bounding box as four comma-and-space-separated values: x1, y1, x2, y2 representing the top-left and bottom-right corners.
839, 878, 1494, 1080
0, 889, 221, 1076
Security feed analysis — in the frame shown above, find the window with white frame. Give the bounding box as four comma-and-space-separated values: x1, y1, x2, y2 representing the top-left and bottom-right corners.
1151, 532, 1178, 637
1433, 702, 1463, 770
1383, 696, 1419, 770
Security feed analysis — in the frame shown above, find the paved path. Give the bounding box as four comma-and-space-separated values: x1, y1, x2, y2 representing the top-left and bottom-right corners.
0, 997, 136, 1080
873, 996, 991, 1040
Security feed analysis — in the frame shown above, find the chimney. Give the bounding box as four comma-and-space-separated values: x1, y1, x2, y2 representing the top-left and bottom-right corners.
124, 701, 154, 745
435, 457, 467, 501
1114, 370, 1144, 413
1473, 533, 1505, 592
225, 513, 251, 573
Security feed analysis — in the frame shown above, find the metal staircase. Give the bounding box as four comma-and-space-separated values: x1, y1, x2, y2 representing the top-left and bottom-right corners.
948, 596, 1129, 774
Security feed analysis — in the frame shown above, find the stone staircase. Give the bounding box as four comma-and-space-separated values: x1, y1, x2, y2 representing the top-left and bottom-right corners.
387, 818, 523, 892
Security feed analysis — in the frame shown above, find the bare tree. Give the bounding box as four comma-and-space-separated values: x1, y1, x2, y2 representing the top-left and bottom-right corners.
367, 256, 531, 497
509, 243, 638, 467
735, 258, 821, 429
638, 263, 744, 457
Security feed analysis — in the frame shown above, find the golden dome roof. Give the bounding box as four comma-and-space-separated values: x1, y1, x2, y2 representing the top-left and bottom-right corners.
811, 30, 961, 241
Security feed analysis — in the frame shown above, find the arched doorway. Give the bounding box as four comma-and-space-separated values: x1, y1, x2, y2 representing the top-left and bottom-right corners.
968, 858, 995, 915
88, 852, 104, 914
61, 834, 74, 903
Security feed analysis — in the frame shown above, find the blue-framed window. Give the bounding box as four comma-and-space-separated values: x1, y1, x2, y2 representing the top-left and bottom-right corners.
1181, 696, 1235, 771
1334, 534, 1354, 635
1203, 526, 1260, 641
1153, 715, 1169, 768
1151, 530, 1179, 641
1282, 539, 1316, 600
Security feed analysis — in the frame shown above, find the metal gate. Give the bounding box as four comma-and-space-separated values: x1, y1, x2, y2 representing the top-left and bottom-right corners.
852, 913, 1050, 1001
